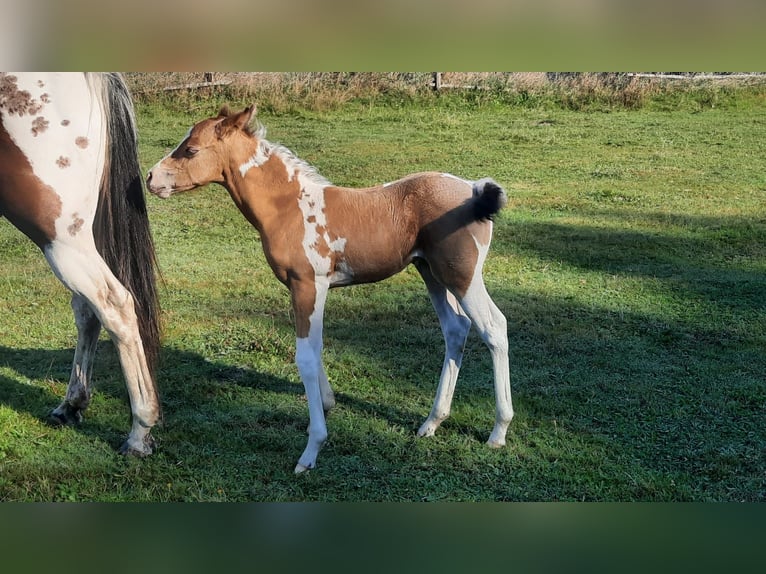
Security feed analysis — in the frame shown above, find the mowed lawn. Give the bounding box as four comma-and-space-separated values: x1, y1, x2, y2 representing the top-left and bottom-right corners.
1, 92, 764, 501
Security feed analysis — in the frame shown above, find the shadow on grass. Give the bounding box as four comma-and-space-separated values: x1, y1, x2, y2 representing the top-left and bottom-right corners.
1, 276, 764, 500
0, 208, 764, 499
0, 343, 291, 440
497, 209, 765, 312
308, 208, 766, 498
0, 339, 428, 454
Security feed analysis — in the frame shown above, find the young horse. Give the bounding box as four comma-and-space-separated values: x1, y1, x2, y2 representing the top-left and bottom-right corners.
0, 73, 161, 455
147, 105, 512, 472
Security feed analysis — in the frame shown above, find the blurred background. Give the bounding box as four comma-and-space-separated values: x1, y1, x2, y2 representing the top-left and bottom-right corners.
2, 0, 765, 69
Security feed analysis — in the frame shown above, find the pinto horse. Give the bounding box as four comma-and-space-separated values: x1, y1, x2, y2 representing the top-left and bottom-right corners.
0, 73, 160, 455
147, 105, 512, 472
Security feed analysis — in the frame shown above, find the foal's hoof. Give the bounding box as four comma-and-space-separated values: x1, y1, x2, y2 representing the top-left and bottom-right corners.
118, 434, 156, 457
294, 463, 310, 474
486, 438, 506, 449
47, 406, 83, 427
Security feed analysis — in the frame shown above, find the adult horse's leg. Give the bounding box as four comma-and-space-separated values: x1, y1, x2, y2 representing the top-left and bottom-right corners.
44, 238, 160, 455
291, 278, 330, 473
414, 259, 472, 438
49, 295, 101, 425
457, 273, 513, 447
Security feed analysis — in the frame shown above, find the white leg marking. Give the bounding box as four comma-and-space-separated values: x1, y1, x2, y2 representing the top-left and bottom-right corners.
458, 235, 513, 446
44, 239, 159, 453
415, 262, 472, 438
294, 279, 330, 473
66, 296, 100, 404
319, 363, 336, 412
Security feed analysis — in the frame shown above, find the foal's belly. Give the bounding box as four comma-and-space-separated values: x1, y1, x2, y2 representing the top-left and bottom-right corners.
329, 248, 420, 287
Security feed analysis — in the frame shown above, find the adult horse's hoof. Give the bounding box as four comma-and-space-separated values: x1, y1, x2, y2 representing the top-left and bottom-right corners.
48, 405, 84, 427
294, 463, 311, 474
118, 434, 155, 457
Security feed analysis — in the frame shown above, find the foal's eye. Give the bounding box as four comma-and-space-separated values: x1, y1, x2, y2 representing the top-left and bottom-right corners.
185, 147, 199, 158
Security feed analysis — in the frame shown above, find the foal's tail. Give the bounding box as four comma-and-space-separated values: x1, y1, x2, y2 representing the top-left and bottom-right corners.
91, 73, 161, 378
470, 178, 508, 222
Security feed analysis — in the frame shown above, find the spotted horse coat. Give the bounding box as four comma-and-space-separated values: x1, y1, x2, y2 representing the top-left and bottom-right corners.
0, 73, 160, 455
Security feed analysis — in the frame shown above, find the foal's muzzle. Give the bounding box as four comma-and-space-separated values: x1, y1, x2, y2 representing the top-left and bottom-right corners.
146, 169, 174, 198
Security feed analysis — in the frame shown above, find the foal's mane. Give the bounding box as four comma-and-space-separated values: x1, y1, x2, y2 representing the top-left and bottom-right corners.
217, 105, 331, 187
253, 123, 331, 187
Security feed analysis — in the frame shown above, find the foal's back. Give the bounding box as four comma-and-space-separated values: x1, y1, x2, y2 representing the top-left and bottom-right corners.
322, 171, 492, 289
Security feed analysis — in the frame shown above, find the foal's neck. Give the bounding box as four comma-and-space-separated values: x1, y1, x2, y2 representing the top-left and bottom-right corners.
223, 139, 325, 234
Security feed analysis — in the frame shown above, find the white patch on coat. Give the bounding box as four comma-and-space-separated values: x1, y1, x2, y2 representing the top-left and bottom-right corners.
248, 139, 344, 279
468, 229, 491, 291
296, 181, 348, 278
238, 139, 270, 177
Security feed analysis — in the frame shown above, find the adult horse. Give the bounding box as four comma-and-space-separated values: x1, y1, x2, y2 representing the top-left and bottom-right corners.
147, 105, 512, 472
0, 73, 160, 455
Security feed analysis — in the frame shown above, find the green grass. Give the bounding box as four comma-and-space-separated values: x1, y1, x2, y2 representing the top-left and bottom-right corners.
1, 89, 765, 500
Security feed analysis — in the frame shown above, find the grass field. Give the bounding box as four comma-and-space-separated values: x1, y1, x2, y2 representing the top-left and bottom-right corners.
1, 85, 765, 501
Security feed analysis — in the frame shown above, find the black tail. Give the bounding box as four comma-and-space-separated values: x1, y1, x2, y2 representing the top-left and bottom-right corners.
471, 178, 508, 221
91, 73, 161, 379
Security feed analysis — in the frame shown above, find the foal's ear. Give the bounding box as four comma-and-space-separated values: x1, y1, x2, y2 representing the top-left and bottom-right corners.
243, 104, 257, 119
215, 104, 256, 138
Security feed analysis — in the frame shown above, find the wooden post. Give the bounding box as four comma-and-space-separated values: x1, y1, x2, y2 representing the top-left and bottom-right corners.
433, 72, 442, 91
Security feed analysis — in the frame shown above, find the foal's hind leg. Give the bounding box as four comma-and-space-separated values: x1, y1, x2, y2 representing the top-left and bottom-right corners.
49, 295, 101, 426
414, 260, 472, 438
457, 276, 513, 447
44, 239, 160, 455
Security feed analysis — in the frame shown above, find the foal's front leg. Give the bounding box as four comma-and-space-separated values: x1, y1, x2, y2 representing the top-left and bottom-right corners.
291, 278, 330, 473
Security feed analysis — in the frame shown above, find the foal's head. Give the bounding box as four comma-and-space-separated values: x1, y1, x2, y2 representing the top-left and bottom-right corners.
147, 105, 256, 198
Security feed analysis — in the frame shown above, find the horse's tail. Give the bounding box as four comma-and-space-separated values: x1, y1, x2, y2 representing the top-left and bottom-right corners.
91, 73, 161, 379
470, 177, 508, 222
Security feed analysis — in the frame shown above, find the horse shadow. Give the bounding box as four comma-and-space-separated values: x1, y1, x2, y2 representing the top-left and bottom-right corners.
0, 343, 285, 448
0, 336, 430, 452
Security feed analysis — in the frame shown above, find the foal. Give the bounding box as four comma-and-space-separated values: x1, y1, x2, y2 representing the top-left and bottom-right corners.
147, 105, 512, 472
